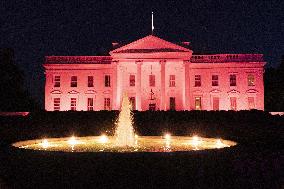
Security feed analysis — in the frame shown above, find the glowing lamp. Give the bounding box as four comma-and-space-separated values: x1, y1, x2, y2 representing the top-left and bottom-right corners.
135, 134, 138, 139
68, 136, 78, 146
191, 135, 201, 147
99, 134, 108, 143
164, 133, 171, 140
41, 139, 49, 149
216, 139, 223, 148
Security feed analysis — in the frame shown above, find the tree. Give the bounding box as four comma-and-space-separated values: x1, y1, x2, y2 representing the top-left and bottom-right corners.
0, 48, 39, 111
264, 55, 284, 111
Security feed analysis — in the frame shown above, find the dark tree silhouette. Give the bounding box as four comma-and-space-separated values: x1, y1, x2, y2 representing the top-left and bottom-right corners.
264, 55, 284, 111
0, 48, 39, 111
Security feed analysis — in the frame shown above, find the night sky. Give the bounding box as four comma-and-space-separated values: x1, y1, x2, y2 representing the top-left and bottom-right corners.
1, 0, 283, 106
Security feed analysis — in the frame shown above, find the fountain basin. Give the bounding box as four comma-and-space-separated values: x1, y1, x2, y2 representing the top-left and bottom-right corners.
12, 136, 237, 153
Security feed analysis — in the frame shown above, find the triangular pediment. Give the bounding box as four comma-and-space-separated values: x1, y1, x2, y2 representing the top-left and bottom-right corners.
110, 35, 192, 59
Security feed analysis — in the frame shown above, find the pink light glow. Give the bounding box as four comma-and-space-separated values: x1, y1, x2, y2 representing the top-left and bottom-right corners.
44, 35, 265, 111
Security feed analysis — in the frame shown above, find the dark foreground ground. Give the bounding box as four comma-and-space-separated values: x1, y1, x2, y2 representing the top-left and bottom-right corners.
0, 110, 283, 189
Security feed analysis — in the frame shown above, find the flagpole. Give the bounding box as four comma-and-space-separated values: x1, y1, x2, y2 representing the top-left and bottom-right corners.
151, 11, 154, 35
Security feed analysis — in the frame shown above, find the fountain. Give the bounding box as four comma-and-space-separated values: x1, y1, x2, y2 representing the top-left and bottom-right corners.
12, 93, 237, 152
115, 93, 136, 147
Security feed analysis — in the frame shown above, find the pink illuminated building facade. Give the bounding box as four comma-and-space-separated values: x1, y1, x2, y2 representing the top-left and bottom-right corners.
44, 35, 265, 111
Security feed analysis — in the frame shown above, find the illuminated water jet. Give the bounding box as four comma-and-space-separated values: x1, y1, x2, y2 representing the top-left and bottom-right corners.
68, 136, 77, 146
114, 93, 136, 147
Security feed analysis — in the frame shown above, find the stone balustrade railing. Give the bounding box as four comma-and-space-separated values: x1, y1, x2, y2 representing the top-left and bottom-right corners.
45, 56, 112, 64
190, 54, 264, 63
45, 54, 264, 64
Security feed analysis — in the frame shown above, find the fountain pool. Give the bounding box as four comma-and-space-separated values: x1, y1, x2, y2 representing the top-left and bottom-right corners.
12, 135, 236, 152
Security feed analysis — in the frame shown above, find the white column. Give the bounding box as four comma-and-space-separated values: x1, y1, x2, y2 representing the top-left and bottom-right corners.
160, 60, 166, 111
116, 61, 123, 110
112, 61, 118, 110
184, 60, 190, 110
135, 60, 142, 111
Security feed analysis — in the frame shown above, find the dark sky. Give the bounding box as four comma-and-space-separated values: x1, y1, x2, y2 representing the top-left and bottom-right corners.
1, 0, 283, 105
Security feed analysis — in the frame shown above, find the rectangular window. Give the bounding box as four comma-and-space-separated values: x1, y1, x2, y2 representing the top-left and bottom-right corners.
87, 98, 94, 111
129, 75, 135, 87
149, 103, 156, 111
212, 75, 219, 86
129, 97, 136, 110
71, 76, 77, 87
105, 75, 111, 87
70, 98, 77, 111
230, 97, 237, 111
195, 75, 201, 87
149, 75, 155, 87
170, 97, 176, 110
53, 98, 60, 111
104, 98, 111, 110
248, 74, 255, 86
88, 76, 94, 87
169, 75, 175, 87
230, 74, 236, 86
54, 76, 60, 87
195, 97, 202, 110
248, 97, 255, 109
213, 97, 219, 110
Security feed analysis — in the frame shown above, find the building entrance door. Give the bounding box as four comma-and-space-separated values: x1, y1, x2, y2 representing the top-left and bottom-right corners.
129, 97, 136, 110
170, 97, 176, 110
149, 103, 156, 111
213, 97, 219, 110
195, 97, 202, 110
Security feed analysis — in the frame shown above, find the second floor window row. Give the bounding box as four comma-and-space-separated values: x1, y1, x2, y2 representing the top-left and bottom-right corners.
193, 74, 255, 87
68, 75, 111, 88
57, 74, 255, 88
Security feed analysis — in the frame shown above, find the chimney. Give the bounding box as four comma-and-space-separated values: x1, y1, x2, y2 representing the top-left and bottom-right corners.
112, 42, 119, 49
181, 41, 190, 46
